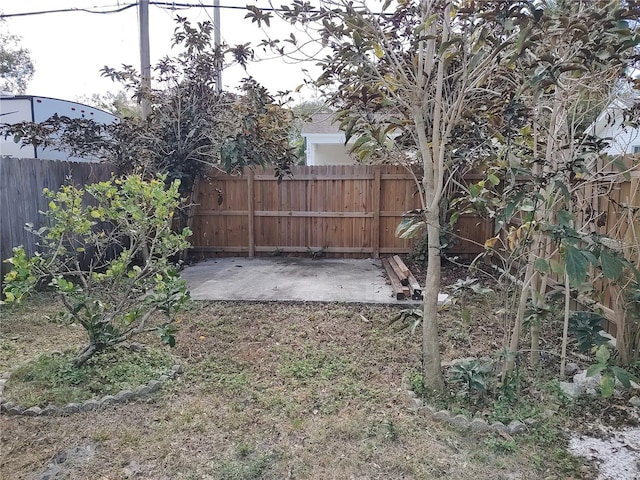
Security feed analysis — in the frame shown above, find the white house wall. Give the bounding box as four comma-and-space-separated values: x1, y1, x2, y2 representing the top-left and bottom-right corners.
304, 132, 356, 165
599, 123, 640, 155
589, 101, 640, 155
312, 143, 354, 165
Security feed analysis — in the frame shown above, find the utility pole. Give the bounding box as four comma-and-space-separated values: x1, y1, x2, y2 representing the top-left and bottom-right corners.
139, 0, 151, 119
213, 0, 222, 93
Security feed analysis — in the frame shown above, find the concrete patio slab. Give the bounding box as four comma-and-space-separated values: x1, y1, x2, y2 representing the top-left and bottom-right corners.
180, 256, 424, 304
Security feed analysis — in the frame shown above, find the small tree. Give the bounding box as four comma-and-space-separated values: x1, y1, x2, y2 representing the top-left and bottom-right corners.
456, 0, 640, 378
252, 0, 525, 391
3, 174, 191, 368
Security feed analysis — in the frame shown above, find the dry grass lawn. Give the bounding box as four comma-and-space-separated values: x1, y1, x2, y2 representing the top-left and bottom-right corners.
0, 294, 590, 479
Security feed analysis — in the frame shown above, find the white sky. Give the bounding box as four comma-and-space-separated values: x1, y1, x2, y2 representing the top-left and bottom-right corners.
1, 1, 323, 105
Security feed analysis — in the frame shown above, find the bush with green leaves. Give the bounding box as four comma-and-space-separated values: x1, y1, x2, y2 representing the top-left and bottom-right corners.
449, 359, 493, 398
569, 311, 610, 353
2, 174, 191, 367
587, 345, 639, 399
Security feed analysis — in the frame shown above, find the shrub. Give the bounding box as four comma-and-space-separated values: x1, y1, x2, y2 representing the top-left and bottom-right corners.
3, 174, 191, 367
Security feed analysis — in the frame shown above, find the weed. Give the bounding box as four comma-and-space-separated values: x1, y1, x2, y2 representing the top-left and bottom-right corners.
307, 247, 325, 259
217, 446, 274, 480
497, 368, 523, 405
409, 371, 426, 396
236, 443, 253, 458
194, 355, 252, 393
445, 327, 471, 344
278, 351, 347, 382
91, 430, 110, 443
0, 339, 15, 353
568, 311, 609, 353
119, 427, 142, 448
486, 437, 518, 454
382, 420, 399, 441
5, 346, 173, 406
586, 345, 639, 398
326, 307, 352, 319
449, 359, 493, 399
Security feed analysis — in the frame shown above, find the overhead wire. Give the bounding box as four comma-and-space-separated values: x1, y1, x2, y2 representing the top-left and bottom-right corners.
0, 2, 322, 19
0, 3, 138, 18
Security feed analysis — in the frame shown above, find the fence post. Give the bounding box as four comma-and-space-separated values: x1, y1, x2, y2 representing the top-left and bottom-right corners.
247, 168, 255, 257
373, 165, 381, 258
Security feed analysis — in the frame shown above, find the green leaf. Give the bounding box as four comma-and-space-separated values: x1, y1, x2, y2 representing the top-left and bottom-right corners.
550, 259, 565, 276
609, 366, 632, 388
487, 174, 500, 186
373, 43, 384, 59
504, 192, 525, 222
586, 364, 606, 377
582, 250, 598, 267
520, 201, 535, 212
564, 245, 588, 286
557, 209, 574, 227
351, 134, 370, 151
534, 258, 550, 274
600, 374, 615, 398
468, 183, 483, 198
395, 217, 425, 239
461, 307, 471, 324
353, 31, 363, 48
600, 249, 623, 280
398, 221, 425, 239
595, 344, 610, 365
612, 156, 631, 181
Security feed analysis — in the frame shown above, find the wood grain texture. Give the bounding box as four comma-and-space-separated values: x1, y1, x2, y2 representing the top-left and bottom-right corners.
191, 164, 494, 259
0, 157, 114, 275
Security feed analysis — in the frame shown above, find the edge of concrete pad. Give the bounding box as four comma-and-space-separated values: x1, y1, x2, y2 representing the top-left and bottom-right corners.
181, 257, 450, 306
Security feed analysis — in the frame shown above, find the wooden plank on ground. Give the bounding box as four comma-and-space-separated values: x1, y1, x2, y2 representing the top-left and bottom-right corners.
382, 257, 408, 300
392, 255, 423, 299
382, 258, 406, 300
392, 255, 411, 277
407, 272, 422, 300
388, 256, 409, 286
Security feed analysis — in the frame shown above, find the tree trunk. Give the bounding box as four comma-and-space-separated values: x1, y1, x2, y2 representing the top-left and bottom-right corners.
504, 232, 541, 375
559, 271, 571, 379
530, 321, 540, 366
530, 238, 549, 366
422, 208, 445, 392
73, 343, 98, 368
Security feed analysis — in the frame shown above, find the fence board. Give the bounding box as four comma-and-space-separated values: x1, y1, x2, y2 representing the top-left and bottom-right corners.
190, 164, 492, 259
0, 157, 114, 275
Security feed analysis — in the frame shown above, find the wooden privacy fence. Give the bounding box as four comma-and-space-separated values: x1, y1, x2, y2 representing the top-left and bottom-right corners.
555, 165, 640, 334
0, 157, 114, 274
190, 164, 493, 258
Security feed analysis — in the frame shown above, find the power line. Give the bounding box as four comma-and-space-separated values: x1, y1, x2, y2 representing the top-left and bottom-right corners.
0, 2, 318, 20
0, 3, 138, 18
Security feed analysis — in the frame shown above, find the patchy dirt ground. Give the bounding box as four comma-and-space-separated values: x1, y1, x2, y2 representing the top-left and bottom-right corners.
1, 260, 633, 479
